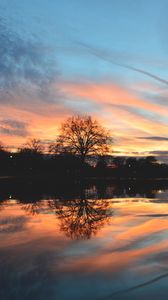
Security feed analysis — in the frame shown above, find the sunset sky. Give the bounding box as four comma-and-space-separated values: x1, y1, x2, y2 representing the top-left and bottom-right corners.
0, 0, 168, 161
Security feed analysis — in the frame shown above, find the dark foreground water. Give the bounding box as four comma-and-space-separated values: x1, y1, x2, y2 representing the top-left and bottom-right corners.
1, 180, 168, 300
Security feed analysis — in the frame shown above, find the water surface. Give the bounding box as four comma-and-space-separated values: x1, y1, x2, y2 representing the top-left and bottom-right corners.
1, 180, 168, 300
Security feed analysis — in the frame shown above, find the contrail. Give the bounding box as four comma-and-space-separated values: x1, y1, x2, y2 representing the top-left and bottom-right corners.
98, 271, 168, 300
79, 42, 168, 86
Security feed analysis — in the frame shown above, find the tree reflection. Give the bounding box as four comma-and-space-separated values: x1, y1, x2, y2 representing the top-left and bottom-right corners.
0, 200, 5, 212
4, 179, 168, 240
48, 196, 113, 240
22, 201, 43, 215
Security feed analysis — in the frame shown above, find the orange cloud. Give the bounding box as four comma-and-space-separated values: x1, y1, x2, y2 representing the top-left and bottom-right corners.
59, 82, 168, 117
57, 81, 168, 155
0, 80, 168, 158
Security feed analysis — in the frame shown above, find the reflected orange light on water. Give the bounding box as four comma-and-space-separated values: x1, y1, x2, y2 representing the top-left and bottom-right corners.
1, 192, 168, 300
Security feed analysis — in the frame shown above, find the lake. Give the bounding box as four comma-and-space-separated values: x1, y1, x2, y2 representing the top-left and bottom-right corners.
0, 179, 168, 300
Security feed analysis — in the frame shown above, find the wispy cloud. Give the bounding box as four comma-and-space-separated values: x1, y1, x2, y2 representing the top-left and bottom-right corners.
0, 18, 73, 144
138, 136, 168, 141
0, 119, 29, 137
0, 18, 58, 101
59, 81, 168, 134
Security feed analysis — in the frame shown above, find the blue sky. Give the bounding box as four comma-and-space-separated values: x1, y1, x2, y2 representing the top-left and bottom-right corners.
1, 0, 168, 84
0, 0, 168, 161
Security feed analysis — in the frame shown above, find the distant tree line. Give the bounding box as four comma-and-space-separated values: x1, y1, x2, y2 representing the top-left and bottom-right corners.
0, 115, 167, 179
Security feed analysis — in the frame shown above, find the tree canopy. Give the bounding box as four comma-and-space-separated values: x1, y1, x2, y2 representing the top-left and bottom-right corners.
50, 115, 113, 162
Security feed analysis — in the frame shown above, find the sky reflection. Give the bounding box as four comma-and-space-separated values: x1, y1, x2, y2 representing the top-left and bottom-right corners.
0, 183, 168, 299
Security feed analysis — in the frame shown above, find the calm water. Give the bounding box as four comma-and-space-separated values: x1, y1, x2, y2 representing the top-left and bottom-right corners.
1, 180, 168, 300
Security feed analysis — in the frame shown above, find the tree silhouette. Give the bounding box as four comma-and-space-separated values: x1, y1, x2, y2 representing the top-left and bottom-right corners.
145, 156, 157, 165
19, 138, 44, 154
0, 142, 4, 151
49, 115, 112, 163
17, 139, 44, 174
113, 156, 126, 168
96, 155, 108, 169
0, 141, 11, 174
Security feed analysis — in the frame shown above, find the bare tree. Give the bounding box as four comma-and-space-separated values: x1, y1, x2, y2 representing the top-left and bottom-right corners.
0, 141, 9, 156
0, 142, 4, 151
19, 138, 44, 154
50, 115, 112, 162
